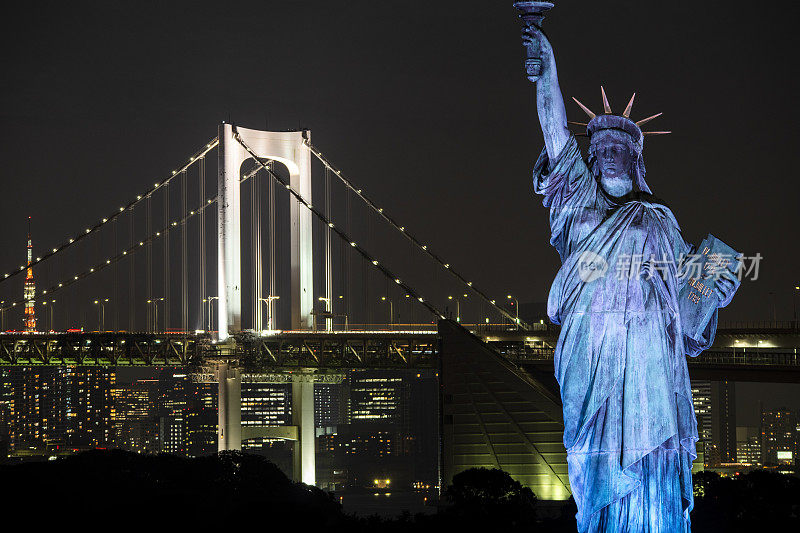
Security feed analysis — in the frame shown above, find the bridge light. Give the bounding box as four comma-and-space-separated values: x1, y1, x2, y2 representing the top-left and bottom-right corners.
467, 282, 473, 286
137, 195, 142, 200
120, 207, 124, 211
102, 218, 107, 223
106, 260, 111, 264
422, 245, 427, 250
86, 228, 90, 233
53, 248, 57, 252
418, 297, 424, 302
69, 239, 74, 243
350, 242, 357, 247
444, 264, 449, 268
372, 260, 379, 266
328, 222, 334, 228
395, 279, 401, 284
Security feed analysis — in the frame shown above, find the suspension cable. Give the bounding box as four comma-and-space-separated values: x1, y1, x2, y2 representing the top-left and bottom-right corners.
198, 157, 206, 327
181, 169, 188, 331
0, 197, 217, 316
305, 140, 529, 329
0, 137, 218, 285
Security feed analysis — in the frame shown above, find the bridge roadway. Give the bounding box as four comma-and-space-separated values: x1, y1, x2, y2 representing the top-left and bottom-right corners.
0, 329, 440, 369
482, 324, 800, 384
1, 325, 798, 382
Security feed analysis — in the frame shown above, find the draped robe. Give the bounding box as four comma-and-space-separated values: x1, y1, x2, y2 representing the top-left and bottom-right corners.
532, 136, 716, 532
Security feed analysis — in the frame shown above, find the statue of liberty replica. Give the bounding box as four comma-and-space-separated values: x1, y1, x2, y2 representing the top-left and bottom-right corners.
515, 3, 741, 531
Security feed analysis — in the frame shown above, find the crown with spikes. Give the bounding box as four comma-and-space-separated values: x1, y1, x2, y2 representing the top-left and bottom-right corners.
569, 87, 670, 150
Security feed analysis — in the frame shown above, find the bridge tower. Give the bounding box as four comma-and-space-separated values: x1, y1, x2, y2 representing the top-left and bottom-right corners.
217, 123, 314, 341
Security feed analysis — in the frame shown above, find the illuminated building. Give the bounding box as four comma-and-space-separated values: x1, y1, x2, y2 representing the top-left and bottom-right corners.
240, 382, 292, 471
0, 368, 13, 457
691, 380, 713, 466
186, 381, 217, 456
23, 217, 36, 332
113, 379, 159, 454
7, 366, 115, 453
9, 367, 68, 452
339, 370, 414, 488
315, 383, 341, 428
761, 407, 797, 468
61, 367, 115, 448
157, 370, 190, 455
735, 426, 761, 465
711, 380, 737, 465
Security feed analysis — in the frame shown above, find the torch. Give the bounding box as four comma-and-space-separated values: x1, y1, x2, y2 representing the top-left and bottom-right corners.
513, 1, 554, 83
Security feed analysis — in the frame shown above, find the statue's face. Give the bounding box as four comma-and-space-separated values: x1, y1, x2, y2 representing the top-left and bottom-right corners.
596, 140, 633, 180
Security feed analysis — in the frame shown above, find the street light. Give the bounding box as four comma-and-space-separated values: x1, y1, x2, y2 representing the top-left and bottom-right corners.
447, 293, 468, 323
93, 298, 109, 331
259, 295, 280, 331
147, 298, 165, 333
42, 299, 56, 331
0, 300, 5, 331
507, 295, 520, 330
202, 296, 218, 332
380, 296, 394, 329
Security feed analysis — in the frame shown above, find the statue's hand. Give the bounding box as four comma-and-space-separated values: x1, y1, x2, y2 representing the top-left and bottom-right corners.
521, 24, 554, 65
716, 271, 739, 308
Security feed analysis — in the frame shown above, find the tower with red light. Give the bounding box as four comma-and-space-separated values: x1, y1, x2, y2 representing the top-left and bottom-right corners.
24, 217, 36, 332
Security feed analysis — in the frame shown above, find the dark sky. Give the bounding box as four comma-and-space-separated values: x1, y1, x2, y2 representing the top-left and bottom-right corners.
1, 1, 799, 421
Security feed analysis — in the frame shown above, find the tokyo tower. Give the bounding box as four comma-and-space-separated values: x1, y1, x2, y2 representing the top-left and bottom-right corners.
24, 216, 36, 332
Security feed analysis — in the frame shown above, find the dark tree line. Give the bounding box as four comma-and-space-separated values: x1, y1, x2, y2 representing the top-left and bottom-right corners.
0, 452, 796, 531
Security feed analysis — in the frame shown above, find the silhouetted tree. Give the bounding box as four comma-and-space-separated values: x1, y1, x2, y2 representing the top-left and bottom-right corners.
443, 467, 538, 527
692, 469, 800, 530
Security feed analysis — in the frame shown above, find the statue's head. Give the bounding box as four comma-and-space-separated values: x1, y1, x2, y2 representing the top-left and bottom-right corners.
573, 88, 670, 198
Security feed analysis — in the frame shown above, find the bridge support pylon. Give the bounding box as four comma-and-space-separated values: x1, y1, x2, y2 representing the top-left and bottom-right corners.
217, 123, 313, 341
291, 371, 316, 485
216, 363, 242, 451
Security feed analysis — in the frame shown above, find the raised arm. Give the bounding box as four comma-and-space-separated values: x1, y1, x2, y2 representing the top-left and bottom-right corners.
522, 25, 570, 160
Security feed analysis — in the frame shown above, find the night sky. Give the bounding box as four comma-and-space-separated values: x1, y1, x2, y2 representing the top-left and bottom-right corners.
1, 1, 798, 422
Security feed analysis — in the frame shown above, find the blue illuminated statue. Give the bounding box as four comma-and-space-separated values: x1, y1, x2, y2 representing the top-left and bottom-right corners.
516, 4, 741, 532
